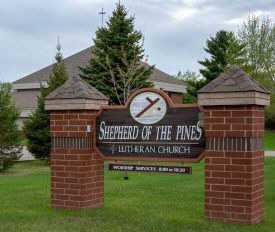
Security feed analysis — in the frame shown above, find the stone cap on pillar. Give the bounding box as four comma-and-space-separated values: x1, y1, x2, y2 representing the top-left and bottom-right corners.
197, 65, 270, 106
44, 76, 109, 110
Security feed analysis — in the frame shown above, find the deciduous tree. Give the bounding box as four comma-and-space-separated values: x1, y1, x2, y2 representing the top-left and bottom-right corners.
226, 12, 275, 129
226, 12, 275, 93
174, 70, 201, 102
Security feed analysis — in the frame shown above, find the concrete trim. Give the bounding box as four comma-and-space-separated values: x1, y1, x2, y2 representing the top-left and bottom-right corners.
20, 109, 35, 117
198, 91, 270, 106
45, 98, 109, 110
13, 82, 48, 90
153, 81, 187, 93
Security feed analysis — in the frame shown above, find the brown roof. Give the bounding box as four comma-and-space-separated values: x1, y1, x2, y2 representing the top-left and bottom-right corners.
12, 90, 41, 109
13, 45, 186, 87
45, 76, 108, 100
198, 65, 270, 94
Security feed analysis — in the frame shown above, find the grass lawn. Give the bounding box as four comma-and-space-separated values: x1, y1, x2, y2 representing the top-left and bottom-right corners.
263, 133, 275, 150
19, 138, 28, 146
0, 159, 275, 232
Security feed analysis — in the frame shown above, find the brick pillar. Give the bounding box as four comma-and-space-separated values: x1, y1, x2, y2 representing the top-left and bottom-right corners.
198, 65, 270, 225
50, 110, 104, 210
44, 75, 109, 210
203, 105, 265, 225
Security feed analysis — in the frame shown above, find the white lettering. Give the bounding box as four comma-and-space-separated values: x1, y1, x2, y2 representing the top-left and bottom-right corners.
98, 122, 139, 140
99, 121, 105, 140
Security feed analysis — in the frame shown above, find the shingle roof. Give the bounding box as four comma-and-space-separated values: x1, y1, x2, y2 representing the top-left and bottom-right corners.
45, 76, 108, 100
12, 90, 41, 109
198, 65, 270, 94
13, 45, 186, 87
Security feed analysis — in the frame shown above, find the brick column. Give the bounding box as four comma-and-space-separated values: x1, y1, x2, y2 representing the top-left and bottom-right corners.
45, 76, 109, 210
198, 65, 270, 225
203, 105, 265, 225
50, 110, 104, 210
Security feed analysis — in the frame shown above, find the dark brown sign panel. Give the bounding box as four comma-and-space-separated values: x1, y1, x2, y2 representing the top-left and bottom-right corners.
108, 163, 192, 175
94, 88, 206, 162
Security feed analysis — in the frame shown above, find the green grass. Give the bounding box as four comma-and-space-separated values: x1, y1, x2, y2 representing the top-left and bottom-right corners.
19, 138, 28, 146
0, 159, 275, 231
264, 133, 275, 150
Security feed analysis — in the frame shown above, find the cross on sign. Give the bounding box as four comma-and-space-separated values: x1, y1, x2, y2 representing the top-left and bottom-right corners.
110, 145, 117, 155
135, 97, 161, 118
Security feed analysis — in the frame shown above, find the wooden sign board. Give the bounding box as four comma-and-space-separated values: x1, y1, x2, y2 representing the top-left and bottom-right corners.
94, 88, 206, 162
108, 163, 192, 175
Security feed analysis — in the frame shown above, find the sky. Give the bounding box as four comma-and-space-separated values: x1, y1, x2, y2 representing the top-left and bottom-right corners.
1, 0, 275, 83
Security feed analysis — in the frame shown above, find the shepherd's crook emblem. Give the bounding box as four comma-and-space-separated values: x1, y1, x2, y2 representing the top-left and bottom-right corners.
135, 97, 161, 118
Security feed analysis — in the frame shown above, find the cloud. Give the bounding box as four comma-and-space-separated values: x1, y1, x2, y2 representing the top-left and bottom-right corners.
167, 8, 198, 22
2, 0, 275, 83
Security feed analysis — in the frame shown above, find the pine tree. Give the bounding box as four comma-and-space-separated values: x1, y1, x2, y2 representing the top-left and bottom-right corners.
23, 40, 68, 160
198, 30, 234, 84
182, 30, 234, 98
79, 3, 154, 105
0, 82, 22, 170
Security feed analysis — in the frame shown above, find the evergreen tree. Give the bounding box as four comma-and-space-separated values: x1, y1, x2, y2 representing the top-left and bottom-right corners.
79, 3, 154, 105
23, 40, 68, 160
0, 82, 22, 170
182, 30, 234, 97
198, 30, 234, 84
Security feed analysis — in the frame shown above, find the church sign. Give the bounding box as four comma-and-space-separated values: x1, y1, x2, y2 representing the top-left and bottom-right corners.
93, 88, 206, 162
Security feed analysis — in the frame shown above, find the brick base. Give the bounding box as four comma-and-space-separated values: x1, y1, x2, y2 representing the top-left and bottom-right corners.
205, 150, 264, 225
51, 149, 104, 210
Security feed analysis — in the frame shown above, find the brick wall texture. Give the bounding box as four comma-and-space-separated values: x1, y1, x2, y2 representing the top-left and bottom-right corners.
204, 105, 264, 225
170, 92, 183, 104
50, 110, 104, 210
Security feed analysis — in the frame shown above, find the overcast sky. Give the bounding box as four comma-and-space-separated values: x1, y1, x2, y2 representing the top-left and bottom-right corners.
1, 0, 275, 83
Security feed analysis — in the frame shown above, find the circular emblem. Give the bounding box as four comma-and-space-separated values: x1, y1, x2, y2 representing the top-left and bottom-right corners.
130, 92, 167, 125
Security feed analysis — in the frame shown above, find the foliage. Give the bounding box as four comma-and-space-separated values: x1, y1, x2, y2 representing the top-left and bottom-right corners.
226, 12, 275, 129
174, 70, 201, 102
182, 30, 234, 98
198, 30, 234, 85
79, 3, 154, 105
224, 34, 247, 70
227, 12, 275, 92
0, 82, 22, 170
23, 41, 68, 160
265, 94, 275, 130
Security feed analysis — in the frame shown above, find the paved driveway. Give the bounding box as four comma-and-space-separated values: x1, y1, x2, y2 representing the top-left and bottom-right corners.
20, 146, 36, 161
